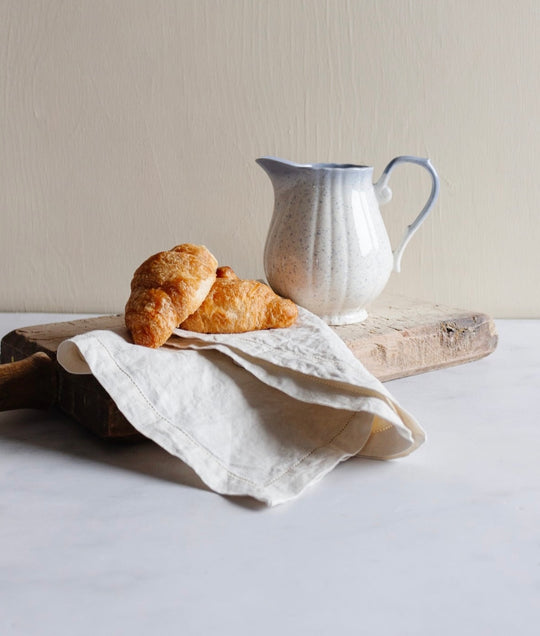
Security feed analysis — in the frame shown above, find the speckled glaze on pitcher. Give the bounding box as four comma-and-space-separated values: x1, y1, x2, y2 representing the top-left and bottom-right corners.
257, 156, 440, 325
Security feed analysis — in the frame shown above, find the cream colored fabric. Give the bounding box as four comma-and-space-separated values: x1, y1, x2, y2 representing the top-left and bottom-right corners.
57, 308, 425, 506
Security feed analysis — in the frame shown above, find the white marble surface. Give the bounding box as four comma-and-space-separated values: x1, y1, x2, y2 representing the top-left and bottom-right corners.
0, 313, 538, 635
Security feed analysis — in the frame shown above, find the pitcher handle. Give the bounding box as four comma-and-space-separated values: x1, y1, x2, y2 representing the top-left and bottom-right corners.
374, 156, 440, 273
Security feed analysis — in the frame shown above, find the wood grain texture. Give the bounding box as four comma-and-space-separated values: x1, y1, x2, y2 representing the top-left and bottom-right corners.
0, 296, 497, 438
0, 352, 56, 411
0, 315, 135, 439
335, 295, 498, 381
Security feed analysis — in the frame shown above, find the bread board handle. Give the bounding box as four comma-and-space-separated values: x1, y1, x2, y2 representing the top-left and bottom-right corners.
0, 352, 57, 411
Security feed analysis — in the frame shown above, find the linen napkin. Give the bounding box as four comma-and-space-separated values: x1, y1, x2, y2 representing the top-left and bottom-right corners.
56, 308, 425, 506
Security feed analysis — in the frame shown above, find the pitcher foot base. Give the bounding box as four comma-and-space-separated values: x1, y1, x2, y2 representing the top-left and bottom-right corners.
320, 309, 368, 326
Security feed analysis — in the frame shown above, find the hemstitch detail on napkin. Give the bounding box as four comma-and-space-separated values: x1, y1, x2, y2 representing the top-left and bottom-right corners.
264, 411, 358, 487
94, 336, 371, 490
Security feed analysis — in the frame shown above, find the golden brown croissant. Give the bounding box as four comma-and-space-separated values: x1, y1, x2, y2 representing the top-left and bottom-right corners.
180, 277, 298, 333
125, 244, 218, 348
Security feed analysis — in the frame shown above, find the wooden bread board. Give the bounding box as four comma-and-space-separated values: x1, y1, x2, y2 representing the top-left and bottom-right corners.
0, 295, 497, 440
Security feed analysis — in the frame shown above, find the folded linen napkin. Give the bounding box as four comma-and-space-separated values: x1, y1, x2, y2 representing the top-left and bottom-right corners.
57, 308, 425, 506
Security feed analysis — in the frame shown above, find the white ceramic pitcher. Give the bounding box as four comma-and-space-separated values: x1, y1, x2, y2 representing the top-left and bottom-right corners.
257, 155, 440, 325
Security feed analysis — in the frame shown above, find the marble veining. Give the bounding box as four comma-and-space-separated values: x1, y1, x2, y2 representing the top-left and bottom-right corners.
0, 314, 537, 635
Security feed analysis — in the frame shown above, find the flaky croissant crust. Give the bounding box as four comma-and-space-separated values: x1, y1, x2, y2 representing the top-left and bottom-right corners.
180, 277, 298, 334
125, 245, 298, 347
125, 243, 218, 348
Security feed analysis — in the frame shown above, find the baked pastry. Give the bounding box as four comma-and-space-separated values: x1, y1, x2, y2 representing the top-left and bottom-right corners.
180, 277, 298, 333
216, 265, 238, 280
125, 244, 218, 348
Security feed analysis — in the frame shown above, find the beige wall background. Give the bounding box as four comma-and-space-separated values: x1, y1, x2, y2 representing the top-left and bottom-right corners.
0, 0, 538, 316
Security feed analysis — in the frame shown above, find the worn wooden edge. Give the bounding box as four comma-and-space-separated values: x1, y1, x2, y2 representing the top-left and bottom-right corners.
338, 311, 498, 381
0, 352, 57, 411
334, 296, 498, 381
0, 315, 126, 355
0, 324, 142, 441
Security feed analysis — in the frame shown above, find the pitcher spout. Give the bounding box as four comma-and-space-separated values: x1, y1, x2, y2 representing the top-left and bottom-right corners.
255, 156, 306, 184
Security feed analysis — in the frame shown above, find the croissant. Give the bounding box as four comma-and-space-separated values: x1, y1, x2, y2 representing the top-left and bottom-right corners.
180, 275, 298, 334
125, 243, 218, 348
